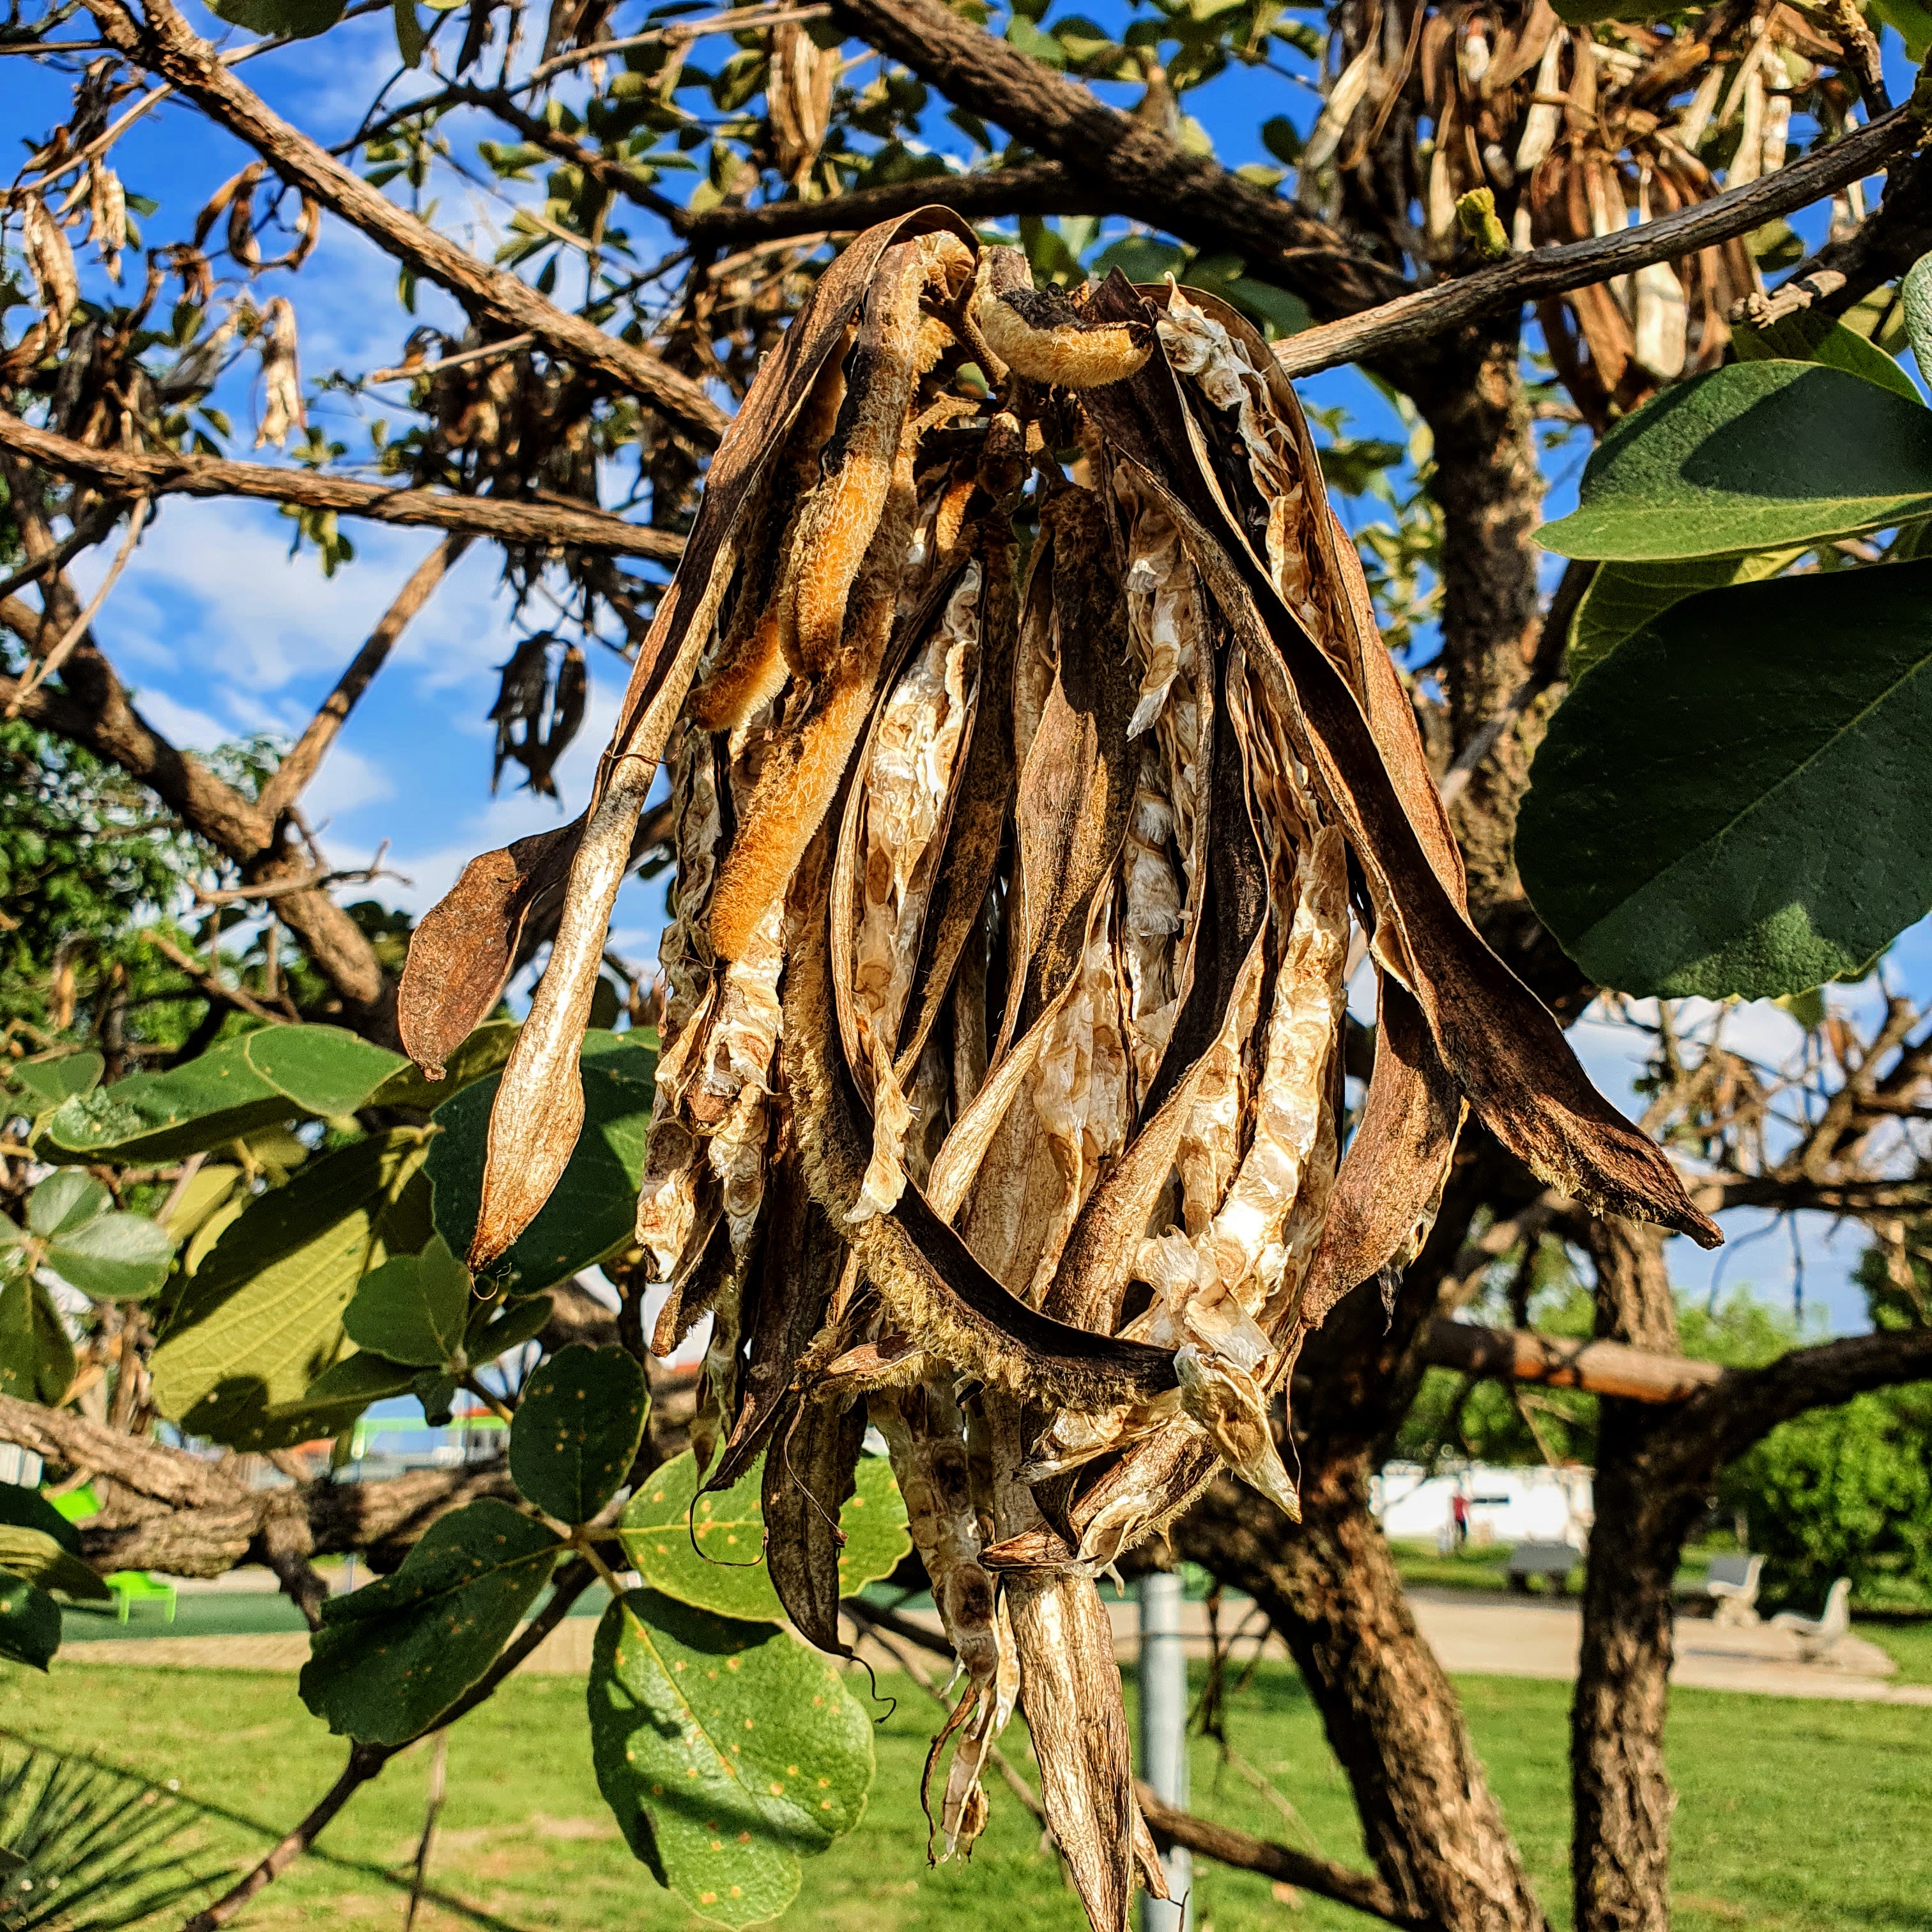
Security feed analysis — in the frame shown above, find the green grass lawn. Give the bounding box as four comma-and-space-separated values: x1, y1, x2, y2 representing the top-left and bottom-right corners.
1, 1654, 1925, 1932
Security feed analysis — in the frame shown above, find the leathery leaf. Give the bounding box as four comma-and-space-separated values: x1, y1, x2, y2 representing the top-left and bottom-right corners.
587, 1588, 873, 1926
509, 1343, 649, 1524
618, 1450, 909, 1622
300, 1498, 561, 1744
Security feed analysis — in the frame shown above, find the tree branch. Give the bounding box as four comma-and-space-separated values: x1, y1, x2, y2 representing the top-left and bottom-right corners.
83, 0, 728, 445
825, 0, 1404, 320
0, 414, 685, 563
1416, 1316, 1726, 1405
1681, 1324, 1932, 1472
1136, 1786, 1422, 1929
1272, 103, 1928, 380
259, 538, 468, 820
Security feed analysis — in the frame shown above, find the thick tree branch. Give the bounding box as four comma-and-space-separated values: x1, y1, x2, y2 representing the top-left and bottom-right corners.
1416, 1317, 1726, 1405
825, 0, 1404, 319
82, 0, 728, 444
686, 162, 1105, 250
0, 415, 685, 563
1273, 103, 1927, 379
1678, 1324, 1932, 1473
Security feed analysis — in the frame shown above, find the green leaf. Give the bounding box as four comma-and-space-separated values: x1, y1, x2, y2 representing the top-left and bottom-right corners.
43, 1028, 402, 1165
427, 1035, 656, 1294
45, 1211, 177, 1301
43, 1038, 293, 1164
1517, 559, 1932, 999
150, 1129, 431, 1449
342, 1234, 473, 1368
1537, 362, 1932, 562
0, 1526, 110, 1602
300, 1499, 561, 1744
0, 1482, 81, 1557
620, 1452, 910, 1621
509, 1345, 648, 1525
393, 0, 425, 66
210, 0, 348, 32
1, 1052, 102, 1116
0, 1570, 61, 1671
1905, 250, 1932, 380
1731, 307, 1920, 404
26, 1172, 109, 1239
468, 1292, 555, 1368
1871, 0, 1932, 60
587, 1590, 874, 1926
0, 1274, 75, 1407
298, 1349, 418, 1420
1567, 549, 1805, 682
241, 1026, 406, 1117
367, 1020, 519, 1112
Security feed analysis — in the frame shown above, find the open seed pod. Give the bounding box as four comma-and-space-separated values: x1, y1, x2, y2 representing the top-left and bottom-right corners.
401, 208, 1719, 1932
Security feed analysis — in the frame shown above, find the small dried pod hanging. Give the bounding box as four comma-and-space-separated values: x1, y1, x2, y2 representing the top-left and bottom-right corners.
401, 211, 1719, 1932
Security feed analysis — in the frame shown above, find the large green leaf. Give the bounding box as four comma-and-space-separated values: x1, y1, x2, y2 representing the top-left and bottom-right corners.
0, 1570, 61, 1671
1538, 362, 1932, 562
342, 1234, 473, 1368
1518, 560, 1932, 999
1, 1053, 102, 1117
241, 1027, 406, 1117
509, 1345, 648, 1525
43, 1027, 403, 1164
620, 1452, 910, 1622
0, 1483, 81, 1557
1732, 308, 1922, 404
209, 0, 348, 36
588, 1590, 874, 1927
300, 1499, 561, 1744
45, 1215, 176, 1303
0, 1272, 75, 1407
150, 1129, 431, 1449
0, 1527, 110, 1602
367, 1020, 520, 1112
427, 1034, 656, 1294
1568, 549, 1804, 682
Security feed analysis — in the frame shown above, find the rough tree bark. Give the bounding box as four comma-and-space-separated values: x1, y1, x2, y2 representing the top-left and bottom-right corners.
1570, 1218, 1703, 1932
1185, 1465, 1551, 1932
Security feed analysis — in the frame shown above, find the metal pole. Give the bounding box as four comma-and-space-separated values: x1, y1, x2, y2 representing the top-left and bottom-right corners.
1138, 1568, 1191, 1931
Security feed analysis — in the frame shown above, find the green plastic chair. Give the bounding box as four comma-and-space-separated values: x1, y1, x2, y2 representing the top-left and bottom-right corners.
105, 1572, 177, 1624
45, 1485, 177, 1623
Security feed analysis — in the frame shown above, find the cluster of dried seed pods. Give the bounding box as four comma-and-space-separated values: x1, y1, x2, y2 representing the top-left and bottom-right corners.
400, 209, 1718, 1932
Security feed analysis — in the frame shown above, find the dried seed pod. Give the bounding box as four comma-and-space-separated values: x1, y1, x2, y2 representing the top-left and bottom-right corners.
254, 296, 305, 450
407, 207, 1721, 1932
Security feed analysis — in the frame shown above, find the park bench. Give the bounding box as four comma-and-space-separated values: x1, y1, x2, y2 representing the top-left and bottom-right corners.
1771, 1577, 1853, 1662
1505, 1542, 1583, 1595
1705, 1554, 1763, 1626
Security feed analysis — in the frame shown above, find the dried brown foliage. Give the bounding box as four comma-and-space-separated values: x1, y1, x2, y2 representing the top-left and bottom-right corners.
402, 208, 1717, 1932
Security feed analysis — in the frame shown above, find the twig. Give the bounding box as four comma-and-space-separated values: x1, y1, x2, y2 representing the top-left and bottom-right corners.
178, 1559, 595, 1932
360, 335, 532, 387
0, 413, 684, 563
141, 931, 288, 1024
192, 847, 412, 905
1135, 1784, 1421, 1929
1825, 0, 1892, 115
4, 498, 148, 719
402, 1730, 449, 1932
527, 4, 834, 86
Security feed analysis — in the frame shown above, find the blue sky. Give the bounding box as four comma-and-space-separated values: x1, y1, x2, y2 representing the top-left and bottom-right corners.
12, 3, 1931, 1332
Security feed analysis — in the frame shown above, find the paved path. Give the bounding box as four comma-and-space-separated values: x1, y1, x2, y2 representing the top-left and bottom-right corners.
68, 1590, 1932, 1705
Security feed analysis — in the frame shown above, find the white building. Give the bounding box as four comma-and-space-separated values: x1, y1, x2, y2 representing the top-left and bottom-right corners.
1372, 1462, 1594, 1549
